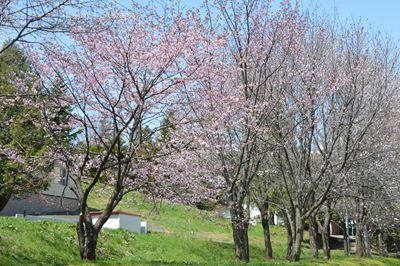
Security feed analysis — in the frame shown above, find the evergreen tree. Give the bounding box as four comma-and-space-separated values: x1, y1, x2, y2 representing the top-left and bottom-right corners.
0, 44, 54, 210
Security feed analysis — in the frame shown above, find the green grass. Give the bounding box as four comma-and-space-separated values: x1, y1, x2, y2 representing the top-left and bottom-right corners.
89, 190, 232, 238
0, 191, 399, 265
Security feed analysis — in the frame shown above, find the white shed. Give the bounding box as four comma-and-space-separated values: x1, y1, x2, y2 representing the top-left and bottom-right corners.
90, 211, 141, 233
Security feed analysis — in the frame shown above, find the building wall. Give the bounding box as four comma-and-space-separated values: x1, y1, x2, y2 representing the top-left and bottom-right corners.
92, 214, 141, 233
43, 181, 76, 199
0, 193, 79, 216
0, 162, 79, 216
44, 163, 77, 199
331, 222, 342, 235
119, 214, 141, 233
273, 213, 284, 225
92, 216, 121, 229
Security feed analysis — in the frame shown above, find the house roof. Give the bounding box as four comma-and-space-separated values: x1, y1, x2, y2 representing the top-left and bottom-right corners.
89, 210, 141, 217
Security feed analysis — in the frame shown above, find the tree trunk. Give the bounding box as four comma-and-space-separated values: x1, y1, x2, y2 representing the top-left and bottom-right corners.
396, 238, 400, 258
289, 223, 304, 261
322, 228, 330, 259
343, 209, 350, 256
322, 213, 331, 259
316, 202, 332, 260
355, 192, 368, 258
378, 230, 388, 257
284, 217, 293, 260
269, 212, 275, 225
355, 223, 365, 257
308, 213, 319, 258
230, 204, 250, 262
259, 202, 273, 259
0, 193, 11, 212
287, 208, 304, 262
343, 220, 350, 256
76, 214, 98, 260
363, 225, 371, 257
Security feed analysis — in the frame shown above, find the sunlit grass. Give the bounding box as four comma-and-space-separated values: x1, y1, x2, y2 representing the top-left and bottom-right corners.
0, 191, 398, 265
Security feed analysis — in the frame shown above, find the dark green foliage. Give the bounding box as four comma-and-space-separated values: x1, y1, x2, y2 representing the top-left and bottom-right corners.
158, 112, 176, 143
0, 44, 52, 206
195, 199, 218, 211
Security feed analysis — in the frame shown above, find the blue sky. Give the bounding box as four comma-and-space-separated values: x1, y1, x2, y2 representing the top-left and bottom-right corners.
301, 0, 400, 42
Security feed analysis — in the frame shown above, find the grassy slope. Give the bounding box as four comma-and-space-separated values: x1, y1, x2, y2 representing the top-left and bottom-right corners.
0, 191, 398, 265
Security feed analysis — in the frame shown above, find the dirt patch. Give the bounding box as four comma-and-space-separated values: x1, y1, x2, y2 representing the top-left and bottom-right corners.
193, 231, 232, 242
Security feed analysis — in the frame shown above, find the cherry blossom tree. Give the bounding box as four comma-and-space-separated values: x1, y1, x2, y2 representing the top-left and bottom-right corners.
32, 2, 204, 260
24, 0, 400, 262
262, 16, 400, 261
335, 80, 400, 258
162, 0, 303, 262
264, 17, 348, 261
329, 24, 400, 258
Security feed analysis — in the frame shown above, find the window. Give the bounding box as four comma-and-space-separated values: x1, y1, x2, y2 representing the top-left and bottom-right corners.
60, 168, 68, 186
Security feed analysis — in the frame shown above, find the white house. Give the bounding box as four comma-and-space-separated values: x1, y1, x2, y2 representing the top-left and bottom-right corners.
220, 205, 284, 226
1, 162, 79, 216
90, 211, 142, 233
273, 213, 284, 225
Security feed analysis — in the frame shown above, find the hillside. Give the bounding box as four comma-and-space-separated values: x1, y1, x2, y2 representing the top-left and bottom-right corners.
0, 192, 399, 265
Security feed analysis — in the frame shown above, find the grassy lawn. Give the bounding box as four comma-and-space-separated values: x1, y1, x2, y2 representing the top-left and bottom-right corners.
0, 191, 399, 265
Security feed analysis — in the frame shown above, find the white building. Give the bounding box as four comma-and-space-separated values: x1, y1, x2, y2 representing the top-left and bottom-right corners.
220, 205, 284, 226
90, 211, 142, 233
